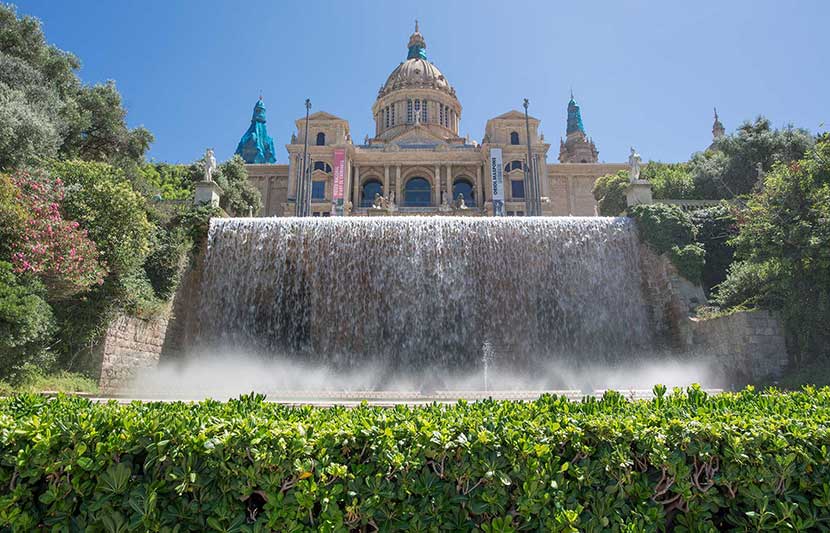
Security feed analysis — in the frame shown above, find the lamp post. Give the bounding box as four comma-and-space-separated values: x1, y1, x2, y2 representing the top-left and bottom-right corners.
522, 98, 538, 216
296, 98, 312, 216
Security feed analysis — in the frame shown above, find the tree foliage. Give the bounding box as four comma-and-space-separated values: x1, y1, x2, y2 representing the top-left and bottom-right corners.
46, 160, 152, 277
0, 4, 152, 171
0, 262, 54, 378
629, 203, 705, 282
720, 134, 830, 359
690, 205, 738, 293
641, 161, 699, 200
5, 169, 105, 299
690, 117, 814, 199
213, 155, 262, 216
592, 170, 628, 216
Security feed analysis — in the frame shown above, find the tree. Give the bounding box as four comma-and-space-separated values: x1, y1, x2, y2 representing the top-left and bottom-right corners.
690, 117, 814, 199
592, 170, 629, 216
6, 169, 105, 299
0, 261, 54, 378
46, 160, 153, 276
721, 134, 830, 360
213, 155, 262, 216
641, 161, 699, 200
690, 205, 738, 293
0, 4, 152, 171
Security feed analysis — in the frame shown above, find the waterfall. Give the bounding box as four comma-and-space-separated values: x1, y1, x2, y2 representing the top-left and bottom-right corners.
195, 216, 653, 387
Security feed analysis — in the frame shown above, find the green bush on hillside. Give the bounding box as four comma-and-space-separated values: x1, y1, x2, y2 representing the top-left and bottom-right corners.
2, 389, 830, 531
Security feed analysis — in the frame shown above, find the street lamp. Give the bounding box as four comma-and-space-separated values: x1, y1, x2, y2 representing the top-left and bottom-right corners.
522, 98, 540, 216
296, 98, 312, 216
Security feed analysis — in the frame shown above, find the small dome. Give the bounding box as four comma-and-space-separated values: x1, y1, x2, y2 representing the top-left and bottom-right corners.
377, 22, 455, 99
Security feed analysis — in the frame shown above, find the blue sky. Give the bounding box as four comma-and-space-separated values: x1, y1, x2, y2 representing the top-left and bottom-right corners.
12, 0, 829, 165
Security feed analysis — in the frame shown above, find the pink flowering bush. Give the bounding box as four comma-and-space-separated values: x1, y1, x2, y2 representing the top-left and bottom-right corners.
7, 170, 106, 299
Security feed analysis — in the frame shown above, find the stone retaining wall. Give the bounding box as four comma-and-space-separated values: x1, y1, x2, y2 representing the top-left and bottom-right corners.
97, 314, 169, 393
689, 310, 788, 385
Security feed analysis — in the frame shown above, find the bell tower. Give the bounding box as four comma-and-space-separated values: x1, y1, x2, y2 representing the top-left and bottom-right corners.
558, 92, 598, 163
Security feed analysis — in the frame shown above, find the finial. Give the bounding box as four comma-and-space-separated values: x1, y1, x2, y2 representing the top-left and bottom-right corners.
714, 107, 718, 120
259, 90, 263, 101
415, 19, 419, 33
570, 87, 574, 100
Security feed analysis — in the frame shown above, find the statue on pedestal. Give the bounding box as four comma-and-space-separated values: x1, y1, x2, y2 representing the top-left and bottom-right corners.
456, 193, 467, 209
373, 193, 384, 209
203, 148, 217, 182
628, 147, 642, 183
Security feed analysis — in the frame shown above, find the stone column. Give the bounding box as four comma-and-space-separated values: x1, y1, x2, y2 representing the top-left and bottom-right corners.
476, 164, 483, 206
395, 165, 402, 206
353, 165, 360, 207
383, 165, 390, 199
288, 154, 298, 197
446, 164, 453, 201
433, 164, 441, 205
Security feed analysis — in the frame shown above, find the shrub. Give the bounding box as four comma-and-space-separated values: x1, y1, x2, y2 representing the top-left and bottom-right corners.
214, 155, 262, 217
142, 226, 191, 301
713, 260, 782, 309
6, 169, 105, 298
629, 203, 697, 254
592, 170, 629, 216
2, 389, 830, 531
0, 262, 54, 378
46, 160, 153, 277
0, 173, 27, 259
690, 205, 738, 293
641, 161, 700, 200
669, 243, 706, 283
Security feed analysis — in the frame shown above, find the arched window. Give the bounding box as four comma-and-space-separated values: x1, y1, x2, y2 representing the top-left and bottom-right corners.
504, 160, 525, 173
316, 132, 326, 146
313, 161, 332, 173
510, 131, 520, 145
404, 177, 431, 207
360, 179, 383, 207
452, 178, 475, 207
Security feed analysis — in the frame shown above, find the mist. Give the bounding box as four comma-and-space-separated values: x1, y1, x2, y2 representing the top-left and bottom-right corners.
125, 350, 725, 401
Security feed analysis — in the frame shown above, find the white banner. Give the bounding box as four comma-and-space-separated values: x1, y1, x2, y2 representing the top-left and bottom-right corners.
489, 148, 505, 216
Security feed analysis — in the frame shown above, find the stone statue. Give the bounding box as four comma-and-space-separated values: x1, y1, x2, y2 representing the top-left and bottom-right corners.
344, 201, 353, 215
291, 133, 297, 144
456, 193, 467, 209
203, 148, 217, 182
628, 147, 642, 182
373, 193, 385, 209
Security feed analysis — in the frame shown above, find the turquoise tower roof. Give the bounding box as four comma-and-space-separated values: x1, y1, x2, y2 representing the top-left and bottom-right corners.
566, 93, 586, 135
235, 97, 277, 164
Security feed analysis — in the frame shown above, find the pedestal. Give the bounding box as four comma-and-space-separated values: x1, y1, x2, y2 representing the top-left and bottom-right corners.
625, 180, 653, 208
194, 181, 223, 208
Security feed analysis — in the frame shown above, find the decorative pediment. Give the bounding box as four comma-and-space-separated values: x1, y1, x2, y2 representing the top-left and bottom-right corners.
307, 111, 345, 122
387, 125, 447, 146
493, 110, 526, 120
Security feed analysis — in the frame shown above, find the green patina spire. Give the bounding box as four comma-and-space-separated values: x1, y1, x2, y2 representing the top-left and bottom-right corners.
235, 97, 277, 164
566, 92, 586, 135
407, 19, 427, 60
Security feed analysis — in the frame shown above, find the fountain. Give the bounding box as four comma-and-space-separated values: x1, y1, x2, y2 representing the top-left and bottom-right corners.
191, 216, 658, 391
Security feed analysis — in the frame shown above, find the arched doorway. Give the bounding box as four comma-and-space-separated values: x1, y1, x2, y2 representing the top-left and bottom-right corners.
361, 179, 382, 207
404, 177, 432, 207
452, 178, 475, 207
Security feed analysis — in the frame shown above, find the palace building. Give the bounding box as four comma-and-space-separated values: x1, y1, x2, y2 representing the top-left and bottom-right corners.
237, 23, 631, 217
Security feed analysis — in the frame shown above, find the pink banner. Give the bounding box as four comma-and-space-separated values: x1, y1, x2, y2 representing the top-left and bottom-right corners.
333, 148, 345, 202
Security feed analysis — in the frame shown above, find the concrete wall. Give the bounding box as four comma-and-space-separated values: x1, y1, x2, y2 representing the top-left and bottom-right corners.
97, 314, 169, 393
690, 310, 788, 385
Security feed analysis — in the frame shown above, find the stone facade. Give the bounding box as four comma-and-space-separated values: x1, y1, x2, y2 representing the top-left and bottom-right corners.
97, 314, 169, 393
242, 24, 622, 218
689, 310, 787, 385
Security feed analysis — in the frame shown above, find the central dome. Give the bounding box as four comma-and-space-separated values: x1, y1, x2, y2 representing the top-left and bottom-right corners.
377, 22, 456, 99
372, 22, 462, 142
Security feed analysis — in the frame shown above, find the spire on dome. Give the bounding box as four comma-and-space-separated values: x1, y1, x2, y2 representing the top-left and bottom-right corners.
407, 20, 427, 60
235, 97, 276, 164
566, 93, 585, 135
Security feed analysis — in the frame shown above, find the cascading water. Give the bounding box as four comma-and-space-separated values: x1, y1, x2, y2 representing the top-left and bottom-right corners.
195, 216, 654, 389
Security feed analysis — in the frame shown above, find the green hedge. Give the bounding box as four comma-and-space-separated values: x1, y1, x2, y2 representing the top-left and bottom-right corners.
2, 389, 830, 531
